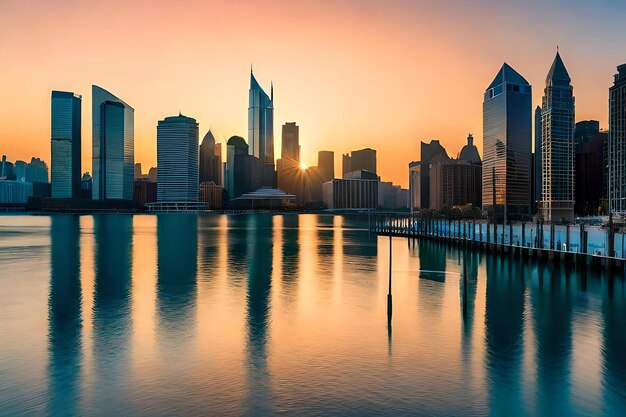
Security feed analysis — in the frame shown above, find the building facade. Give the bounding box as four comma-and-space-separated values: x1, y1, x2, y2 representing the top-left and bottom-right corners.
533, 105, 542, 210
318, 151, 334, 183
248, 70, 275, 187
51, 91, 81, 198
322, 178, 378, 210
156, 114, 199, 203
482, 63, 532, 219
92, 85, 134, 200
608, 64, 626, 213
409, 161, 420, 211
350, 148, 377, 174
540, 52, 575, 222
200, 130, 222, 186
575, 126, 607, 215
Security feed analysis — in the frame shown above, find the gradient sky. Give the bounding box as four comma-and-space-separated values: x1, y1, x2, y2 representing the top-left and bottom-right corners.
1, 0, 625, 187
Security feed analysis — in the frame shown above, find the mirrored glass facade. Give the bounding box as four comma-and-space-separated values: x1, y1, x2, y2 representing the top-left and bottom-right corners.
482, 63, 532, 219
92, 85, 134, 200
51, 91, 81, 198
608, 64, 626, 213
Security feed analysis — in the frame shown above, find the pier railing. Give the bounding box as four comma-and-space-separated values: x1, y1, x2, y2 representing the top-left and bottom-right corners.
372, 214, 626, 269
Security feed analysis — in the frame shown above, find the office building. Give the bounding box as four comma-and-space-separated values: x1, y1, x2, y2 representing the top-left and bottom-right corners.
574, 122, 607, 215
533, 105, 542, 209
350, 148, 376, 174
51, 91, 81, 198
148, 167, 157, 183
281, 122, 299, 163
225, 136, 253, 199
199, 181, 223, 209
482, 63, 532, 219
429, 135, 482, 210
318, 151, 334, 183
323, 175, 379, 210
419, 140, 449, 209
409, 161, 420, 211
200, 130, 223, 185
248, 70, 276, 187
156, 114, 199, 203
92, 85, 134, 200
608, 64, 626, 213
539, 52, 575, 222
134, 163, 142, 179
342, 153, 352, 177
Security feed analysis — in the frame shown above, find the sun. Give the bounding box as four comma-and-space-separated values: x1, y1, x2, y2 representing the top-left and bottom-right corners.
299, 162, 308, 170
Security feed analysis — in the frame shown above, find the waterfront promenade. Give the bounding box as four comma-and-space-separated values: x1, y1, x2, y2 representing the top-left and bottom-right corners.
373, 215, 626, 271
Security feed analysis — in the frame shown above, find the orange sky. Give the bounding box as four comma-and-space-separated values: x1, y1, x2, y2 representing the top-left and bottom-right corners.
1, 0, 625, 187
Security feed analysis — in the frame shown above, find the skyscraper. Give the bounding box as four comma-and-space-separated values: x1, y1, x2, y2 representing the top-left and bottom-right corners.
92, 85, 134, 200
51, 91, 81, 198
350, 148, 377, 174
156, 114, 199, 203
200, 130, 216, 183
482, 63, 532, 219
318, 151, 334, 183
225, 135, 251, 199
533, 105, 542, 208
418, 140, 449, 209
248, 70, 275, 187
608, 64, 626, 213
540, 52, 575, 222
281, 122, 300, 164
342, 153, 352, 178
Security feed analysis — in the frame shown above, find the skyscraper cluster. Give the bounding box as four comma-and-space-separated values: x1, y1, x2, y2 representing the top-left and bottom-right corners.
409, 52, 626, 222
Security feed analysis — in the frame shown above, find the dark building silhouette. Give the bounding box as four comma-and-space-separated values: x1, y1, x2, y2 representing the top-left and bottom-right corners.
350, 148, 376, 174
318, 151, 334, 183
276, 122, 301, 201
574, 121, 607, 215
482, 63, 532, 219
225, 136, 263, 200
341, 153, 352, 178
540, 52, 575, 222
51, 91, 81, 199
608, 64, 626, 213
418, 139, 449, 209
200, 130, 222, 186
281, 122, 299, 163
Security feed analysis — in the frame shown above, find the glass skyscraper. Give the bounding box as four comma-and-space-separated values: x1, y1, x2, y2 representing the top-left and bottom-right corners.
540, 52, 575, 222
157, 114, 199, 203
608, 64, 626, 213
248, 70, 275, 186
482, 63, 532, 219
92, 85, 134, 200
51, 91, 81, 198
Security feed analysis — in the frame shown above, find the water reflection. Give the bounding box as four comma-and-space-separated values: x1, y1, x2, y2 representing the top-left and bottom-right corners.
48, 215, 82, 416
484, 255, 526, 416
281, 214, 299, 298
245, 214, 274, 416
602, 277, 626, 413
92, 215, 133, 412
156, 214, 198, 334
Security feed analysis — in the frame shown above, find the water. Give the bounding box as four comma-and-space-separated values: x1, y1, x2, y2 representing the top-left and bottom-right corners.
0, 213, 625, 416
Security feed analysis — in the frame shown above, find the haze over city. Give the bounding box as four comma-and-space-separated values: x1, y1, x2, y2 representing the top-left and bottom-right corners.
2, 0, 626, 187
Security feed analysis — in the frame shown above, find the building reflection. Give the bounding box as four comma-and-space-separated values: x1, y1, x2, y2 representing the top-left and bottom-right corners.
92, 215, 133, 401
156, 214, 198, 333
315, 215, 335, 274
460, 249, 479, 346
601, 276, 626, 412
281, 214, 299, 295
484, 255, 526, 416
245, 214, 274, 416
226, 215, 249, 286
198, 214, 221, 283
341, 216, 377, 276
47, 215, 82, 416
531, 263, 574, 415
417, 240, 447, 315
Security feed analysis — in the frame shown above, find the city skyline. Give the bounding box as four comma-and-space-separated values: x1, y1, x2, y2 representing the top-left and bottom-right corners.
2, 1, 626, 188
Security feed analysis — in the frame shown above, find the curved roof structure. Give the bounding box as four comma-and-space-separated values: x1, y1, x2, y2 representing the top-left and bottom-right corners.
232, 187, 296, 201
202, 129, 215, 146
459, 134, 481, 164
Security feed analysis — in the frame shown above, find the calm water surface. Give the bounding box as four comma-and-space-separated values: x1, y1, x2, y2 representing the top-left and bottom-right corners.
0, 213, 625, 416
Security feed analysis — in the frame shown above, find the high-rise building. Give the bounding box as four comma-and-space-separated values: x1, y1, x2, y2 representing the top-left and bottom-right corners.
92, 85, 134, 200
482, 63, 532, 219
342, 153, 352, 178
533, 106, 542, 209
540, 52, 575, 222
408, 161, 420, 211
200, 130, 214, 184
574, 122, 607, 215
51, 91, 81, 198
608, 64, 626, 213
148, 167, 157, 183
134, 163, 142, 179
225, 136, 252, 200
418, 140, 449, 209
156, 114, 199, 203
214, 143, 223, 187
248, 70, 275, 187
318, 151, 334, 183
281, 122, 300, 164
350, 148, 376, 174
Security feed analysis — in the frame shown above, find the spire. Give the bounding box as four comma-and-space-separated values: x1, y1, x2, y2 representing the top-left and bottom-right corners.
486, 62, 529, 90
546, 51, 571, 84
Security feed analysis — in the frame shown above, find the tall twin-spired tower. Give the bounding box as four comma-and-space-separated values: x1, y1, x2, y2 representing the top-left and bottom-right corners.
248, 70, 276, 187
482, 63, 532, 219
540, 52, 575, 221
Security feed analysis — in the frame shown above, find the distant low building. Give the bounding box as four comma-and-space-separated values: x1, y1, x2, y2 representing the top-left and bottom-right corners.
199, 181, 223, 209
323, 175, 378, 210
0, 181, 33, 205
133, 179, 157, 208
